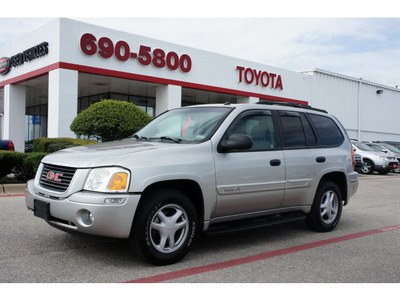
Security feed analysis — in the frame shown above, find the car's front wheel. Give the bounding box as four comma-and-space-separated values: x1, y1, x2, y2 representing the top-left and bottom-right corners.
307, 180, 343, 232
130, 189, 198, 265
360, 159, 374, 174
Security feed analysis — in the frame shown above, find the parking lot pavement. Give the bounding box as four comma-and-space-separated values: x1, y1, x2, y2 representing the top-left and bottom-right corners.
0, 173, 399, 284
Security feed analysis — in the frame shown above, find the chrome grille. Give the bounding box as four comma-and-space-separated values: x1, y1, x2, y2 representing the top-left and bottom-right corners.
40, 164, 77, 192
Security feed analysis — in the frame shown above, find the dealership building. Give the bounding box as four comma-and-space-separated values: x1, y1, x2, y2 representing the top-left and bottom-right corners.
1, 18, 400, 152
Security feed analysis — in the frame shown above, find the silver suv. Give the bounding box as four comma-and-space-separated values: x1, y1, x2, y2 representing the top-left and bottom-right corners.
26, 102, 358, 265
365, 142, 400, 173
352, 141, 398, 174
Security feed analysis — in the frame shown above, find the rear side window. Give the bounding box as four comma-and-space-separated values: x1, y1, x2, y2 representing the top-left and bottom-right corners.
308, 114, 344, 147
279, 112, 307, 148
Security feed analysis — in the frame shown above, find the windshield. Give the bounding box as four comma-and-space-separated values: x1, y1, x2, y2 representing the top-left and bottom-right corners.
134, 107, 233, 143
353, 141, 374, 151
367, 144, 386, 152
381, 143, 400, 153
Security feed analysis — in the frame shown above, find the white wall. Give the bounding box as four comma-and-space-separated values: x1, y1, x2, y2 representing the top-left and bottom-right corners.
304, 69, 400, 142
59, 18, 313, 104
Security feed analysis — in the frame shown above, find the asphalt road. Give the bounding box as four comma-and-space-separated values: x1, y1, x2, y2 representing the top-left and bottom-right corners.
1, 174, 400, 284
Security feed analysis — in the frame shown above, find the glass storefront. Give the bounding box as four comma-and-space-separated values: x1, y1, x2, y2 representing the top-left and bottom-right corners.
78, 92, 156, 117
25, 104, 48, 142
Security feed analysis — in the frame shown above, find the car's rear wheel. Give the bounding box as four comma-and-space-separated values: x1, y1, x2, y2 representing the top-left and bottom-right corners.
130, 189, 198, 265
307, 180, 343, 232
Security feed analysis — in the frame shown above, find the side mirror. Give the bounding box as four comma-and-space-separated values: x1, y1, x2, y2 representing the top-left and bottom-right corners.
219, 134, 253, 153
381, 149, 388, 153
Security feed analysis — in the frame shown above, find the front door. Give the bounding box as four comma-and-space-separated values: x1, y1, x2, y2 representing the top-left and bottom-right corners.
213, 110, 286, 219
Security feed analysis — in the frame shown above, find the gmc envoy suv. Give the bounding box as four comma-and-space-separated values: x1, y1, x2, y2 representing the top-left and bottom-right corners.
26, 101, 359, 265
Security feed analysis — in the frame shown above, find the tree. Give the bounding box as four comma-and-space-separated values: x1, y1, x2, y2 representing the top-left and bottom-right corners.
70, 99, 153, 142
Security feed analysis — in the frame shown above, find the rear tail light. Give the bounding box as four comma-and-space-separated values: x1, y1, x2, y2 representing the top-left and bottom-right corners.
351, 147, 355, 167
8, 141, 15, 151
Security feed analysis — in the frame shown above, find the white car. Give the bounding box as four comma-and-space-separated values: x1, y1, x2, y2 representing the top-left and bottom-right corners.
352, 141, 398, 174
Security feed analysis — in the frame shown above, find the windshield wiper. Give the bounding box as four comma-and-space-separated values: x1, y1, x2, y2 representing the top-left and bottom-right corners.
132, 134, 148, 141
159, 136, 182, 143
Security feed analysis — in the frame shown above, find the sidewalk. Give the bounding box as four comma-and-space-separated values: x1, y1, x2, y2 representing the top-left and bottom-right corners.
0, 183, 26, 196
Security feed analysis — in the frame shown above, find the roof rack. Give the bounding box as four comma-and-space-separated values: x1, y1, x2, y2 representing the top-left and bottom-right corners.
256, 100, 328, 114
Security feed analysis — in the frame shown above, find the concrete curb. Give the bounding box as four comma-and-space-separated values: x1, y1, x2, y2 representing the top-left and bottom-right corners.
0, 183, 26, 196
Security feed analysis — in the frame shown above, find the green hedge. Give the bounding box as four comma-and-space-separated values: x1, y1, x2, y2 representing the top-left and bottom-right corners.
16, 152, 49, 181
0, 151, 25, 178
33, 137, 97, 153
1, 138, 98, 182
0, 151, 48, 181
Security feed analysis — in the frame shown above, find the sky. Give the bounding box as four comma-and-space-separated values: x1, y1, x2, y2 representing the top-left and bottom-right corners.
1, 1, 400, 87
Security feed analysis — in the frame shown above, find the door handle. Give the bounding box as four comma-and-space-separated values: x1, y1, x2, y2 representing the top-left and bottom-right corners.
316, 156, 326, 163
270, 159, 281, 166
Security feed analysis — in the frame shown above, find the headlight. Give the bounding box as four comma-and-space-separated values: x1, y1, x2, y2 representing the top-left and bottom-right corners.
84, 167, 130, 193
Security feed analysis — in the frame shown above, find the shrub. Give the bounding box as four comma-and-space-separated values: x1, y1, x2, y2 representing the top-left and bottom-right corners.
70, 99, 153, 142
0, 151, 25, 178
0, 151, 48, 181
33, 137, 97, 153
15, 152, 48, 181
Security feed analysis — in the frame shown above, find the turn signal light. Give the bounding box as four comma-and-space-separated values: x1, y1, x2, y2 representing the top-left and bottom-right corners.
108, 172, 129, 191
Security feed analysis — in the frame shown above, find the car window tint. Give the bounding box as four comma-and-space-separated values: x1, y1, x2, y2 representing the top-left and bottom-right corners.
227, 112, 276, 150
308, 114, 344, 147
301, 115, 317, 147
280, 114, 307, 148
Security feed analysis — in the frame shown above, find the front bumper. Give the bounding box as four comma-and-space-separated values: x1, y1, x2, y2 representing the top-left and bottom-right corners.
25, 180, 141, 239
374, 163, 396, 172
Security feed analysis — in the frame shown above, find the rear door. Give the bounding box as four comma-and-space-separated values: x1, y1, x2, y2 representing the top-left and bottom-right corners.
278, 111, 345, 208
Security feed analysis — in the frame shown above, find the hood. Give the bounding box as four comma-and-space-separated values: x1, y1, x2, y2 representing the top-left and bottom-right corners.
355, 148, 396, 159
41, 139, 181, 168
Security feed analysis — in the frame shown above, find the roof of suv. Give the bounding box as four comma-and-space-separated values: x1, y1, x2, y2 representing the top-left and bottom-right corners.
256, 100, 328, 113
190, 101, 328, 114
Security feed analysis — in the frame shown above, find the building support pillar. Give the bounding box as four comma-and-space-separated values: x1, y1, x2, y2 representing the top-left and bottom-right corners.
48, 69, 78, 138
155, 84, 182, 116
3, 84, 26, 152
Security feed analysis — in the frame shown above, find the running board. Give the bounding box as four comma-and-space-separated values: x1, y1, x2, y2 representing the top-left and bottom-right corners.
206, 213, 307, 236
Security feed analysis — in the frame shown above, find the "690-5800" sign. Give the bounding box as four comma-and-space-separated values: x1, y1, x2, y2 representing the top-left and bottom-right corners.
80, 33, 192, 73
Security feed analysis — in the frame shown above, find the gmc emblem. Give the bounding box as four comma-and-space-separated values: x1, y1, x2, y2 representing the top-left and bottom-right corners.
46, 172, 63, 182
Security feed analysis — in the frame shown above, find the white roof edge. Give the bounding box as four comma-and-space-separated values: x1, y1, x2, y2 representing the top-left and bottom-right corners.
299, 68, 400, 91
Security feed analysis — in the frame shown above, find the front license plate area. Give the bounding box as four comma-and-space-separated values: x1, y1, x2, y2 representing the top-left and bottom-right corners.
34, 200, 51, 221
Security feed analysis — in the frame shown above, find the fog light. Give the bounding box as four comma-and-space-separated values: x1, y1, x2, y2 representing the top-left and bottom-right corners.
104, 197, 124, 204
79, 209, 94, 226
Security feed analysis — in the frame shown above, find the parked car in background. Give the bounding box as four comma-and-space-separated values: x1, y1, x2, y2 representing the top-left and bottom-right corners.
365, 142, 400, 173
0, 139, 15, 151
354, 153, 364, 173
375, 141, 400, 151
352, 141, 398, 174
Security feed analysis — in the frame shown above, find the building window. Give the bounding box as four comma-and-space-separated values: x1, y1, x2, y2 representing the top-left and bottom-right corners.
78, 93, 156, 117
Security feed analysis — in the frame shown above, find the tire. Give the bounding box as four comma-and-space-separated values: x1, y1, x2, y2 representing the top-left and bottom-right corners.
360, 159, 374, 174
130, 189, 198, 265
306, 180, 343, 232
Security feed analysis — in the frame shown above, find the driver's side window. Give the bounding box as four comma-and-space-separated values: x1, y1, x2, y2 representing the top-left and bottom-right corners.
226, 111, 276, 151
